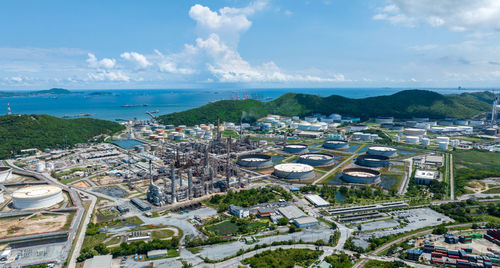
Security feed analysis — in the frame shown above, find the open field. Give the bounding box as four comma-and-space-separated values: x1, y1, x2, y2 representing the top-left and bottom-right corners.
453, 150, 500, 196
0, 213, 71, 238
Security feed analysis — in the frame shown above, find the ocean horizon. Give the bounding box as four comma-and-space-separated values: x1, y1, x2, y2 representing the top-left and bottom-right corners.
0, 88, 491, 121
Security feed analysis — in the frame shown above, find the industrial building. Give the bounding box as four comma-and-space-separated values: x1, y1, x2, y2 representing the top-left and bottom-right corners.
278, 205, 307, 220
147, 249, 169, 259
355, 154, 390, 168
367, 146, 397, 157
273, 163, 315, 180
424, 155, 444, 166
305, 194, 330, 207
237, 154, 273, 169
298, 153, 335, 167
375, 116, 394, 124
293, 216, 318, 228
229, 204, 249, 218
131, 197, 151, 211
328, 201, 409, 215
83, 255, 113, 268
283, 144, 309, 154
414, 170, 438, 185
323, 140, 349, 149
341, 167, 381, 184
12, 185, 64, 210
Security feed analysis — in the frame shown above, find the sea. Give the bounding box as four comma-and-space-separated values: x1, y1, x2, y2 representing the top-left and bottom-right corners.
0, 88, 488, 122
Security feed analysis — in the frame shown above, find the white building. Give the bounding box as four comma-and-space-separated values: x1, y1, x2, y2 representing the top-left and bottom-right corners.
414, 170, 438, 185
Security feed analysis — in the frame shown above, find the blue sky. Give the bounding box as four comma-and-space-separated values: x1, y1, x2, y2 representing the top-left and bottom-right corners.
2, 0, 500, 89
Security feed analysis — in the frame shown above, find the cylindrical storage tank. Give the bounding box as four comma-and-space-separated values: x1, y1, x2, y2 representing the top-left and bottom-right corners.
367, 146, 397, 157
404, 128, 427, 136
259, 140, 268, 146
421, 138, 430, 146
12, 185, 64, 210
237, 154, 273, 169
0, 188, 3, 203
0, 167, 12, 183
323, 140, 349, 149
405, 136, 420, 144
273, 163, 314, 180
438, 142, 449, 150
298, 153, 335, 167
36, 162, 46, 173
436, 137, 450, 144
342, 168, 381, 184
395, 136, 400, 142
283, 144, 309, 154
355, 154, 390, 168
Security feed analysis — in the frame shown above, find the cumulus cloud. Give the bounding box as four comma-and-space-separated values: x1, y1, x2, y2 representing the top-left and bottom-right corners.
374, 1, 500, 31
87, 70, 130, 82
120, 52, 151, 69
86, 53, 116, 69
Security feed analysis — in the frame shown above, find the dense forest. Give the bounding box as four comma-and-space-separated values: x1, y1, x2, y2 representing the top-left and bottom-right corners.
158, 90, 495, 125
0, 114, 124, 159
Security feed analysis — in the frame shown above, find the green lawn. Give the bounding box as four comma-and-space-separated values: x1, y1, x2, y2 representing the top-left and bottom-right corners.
207, 221, 239, 235
242, 248, 322, 268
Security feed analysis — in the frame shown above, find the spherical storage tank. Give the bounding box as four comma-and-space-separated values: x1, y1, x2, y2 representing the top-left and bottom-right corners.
12, 185, 64, 210
342, 168, 381, 184
0, 167, 12, 183
283, 144, 309, 154
367, 146, 397, 157
298, 153, 335, 167
355, 154, 390, 168
323, 140, 349, 149
237, 154, 273, 169
273, 163, 314, 180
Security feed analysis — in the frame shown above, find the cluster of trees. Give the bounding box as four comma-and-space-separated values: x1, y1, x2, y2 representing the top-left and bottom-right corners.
185, 235, 233, 248
406, 177, 447, 200
78, 238, 179, 262
208, 186, 291, 212
432, 199, 487, 222
324, 252, 353, 268
344, 237, 365, 253
241, 248, 322, 268
0, 114, 124, 159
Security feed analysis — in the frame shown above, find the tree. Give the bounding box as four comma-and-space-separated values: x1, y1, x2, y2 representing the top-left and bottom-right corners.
432, 225, 447, 235
278, 217, 288, 226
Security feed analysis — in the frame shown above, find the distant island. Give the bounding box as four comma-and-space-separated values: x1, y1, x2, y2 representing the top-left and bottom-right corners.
158, 89, 495, 126
0, 114, 125, 159
0, 88, 71, 97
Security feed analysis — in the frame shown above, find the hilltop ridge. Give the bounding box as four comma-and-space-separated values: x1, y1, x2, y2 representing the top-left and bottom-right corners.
158, 89, 494, 126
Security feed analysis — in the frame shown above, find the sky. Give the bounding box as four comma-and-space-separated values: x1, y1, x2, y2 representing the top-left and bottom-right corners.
2, 0, 500, 90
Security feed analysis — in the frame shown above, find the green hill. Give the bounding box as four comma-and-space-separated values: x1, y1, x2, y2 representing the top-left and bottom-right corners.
158, 90, 495, 125
0, 114, 125, 159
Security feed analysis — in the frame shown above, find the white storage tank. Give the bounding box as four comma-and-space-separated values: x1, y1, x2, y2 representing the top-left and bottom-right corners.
0, 167, 12, 183
421, 138, 430, 146
438, 142, 449, 150
12, 185, 64, 210
436, 137, 450, 144
36, 162, 46, 173
404, 128, 427, 136
405, 136, 420, 144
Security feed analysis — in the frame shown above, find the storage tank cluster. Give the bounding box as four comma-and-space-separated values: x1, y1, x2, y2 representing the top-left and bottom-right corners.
367, 146, 397, 157
283, 144, 309, 154
273, 163, 315, 180
0, 167, 12, 183
12, 185, 64, 210
323, 140, 349, 149
355, 154, 390, 168
298, 153, 336, 167
237, 154, 274, 169
341, 167, 381, 184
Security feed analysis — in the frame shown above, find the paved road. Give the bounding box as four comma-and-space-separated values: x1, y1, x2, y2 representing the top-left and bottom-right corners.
449, 154, 455, 200
67, 191, 97, 268
312, 153, 358, 185
398, 158, 413, 195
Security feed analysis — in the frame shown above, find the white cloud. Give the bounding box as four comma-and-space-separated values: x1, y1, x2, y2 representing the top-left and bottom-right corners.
87, 70, 130, 82
409, 44, 438, 51
374, 0, 500, 31
120, 52, 151, 68
86, 53, 116, 69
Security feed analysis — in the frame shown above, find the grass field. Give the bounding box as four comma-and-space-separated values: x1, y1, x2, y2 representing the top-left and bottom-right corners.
207, 221, 239, 235
453, 150, 500, 196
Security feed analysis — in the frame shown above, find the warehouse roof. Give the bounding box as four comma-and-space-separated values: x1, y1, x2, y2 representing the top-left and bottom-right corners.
294, 216, 318, 225
278, 205, 307, 220
305, 194, 330, 207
